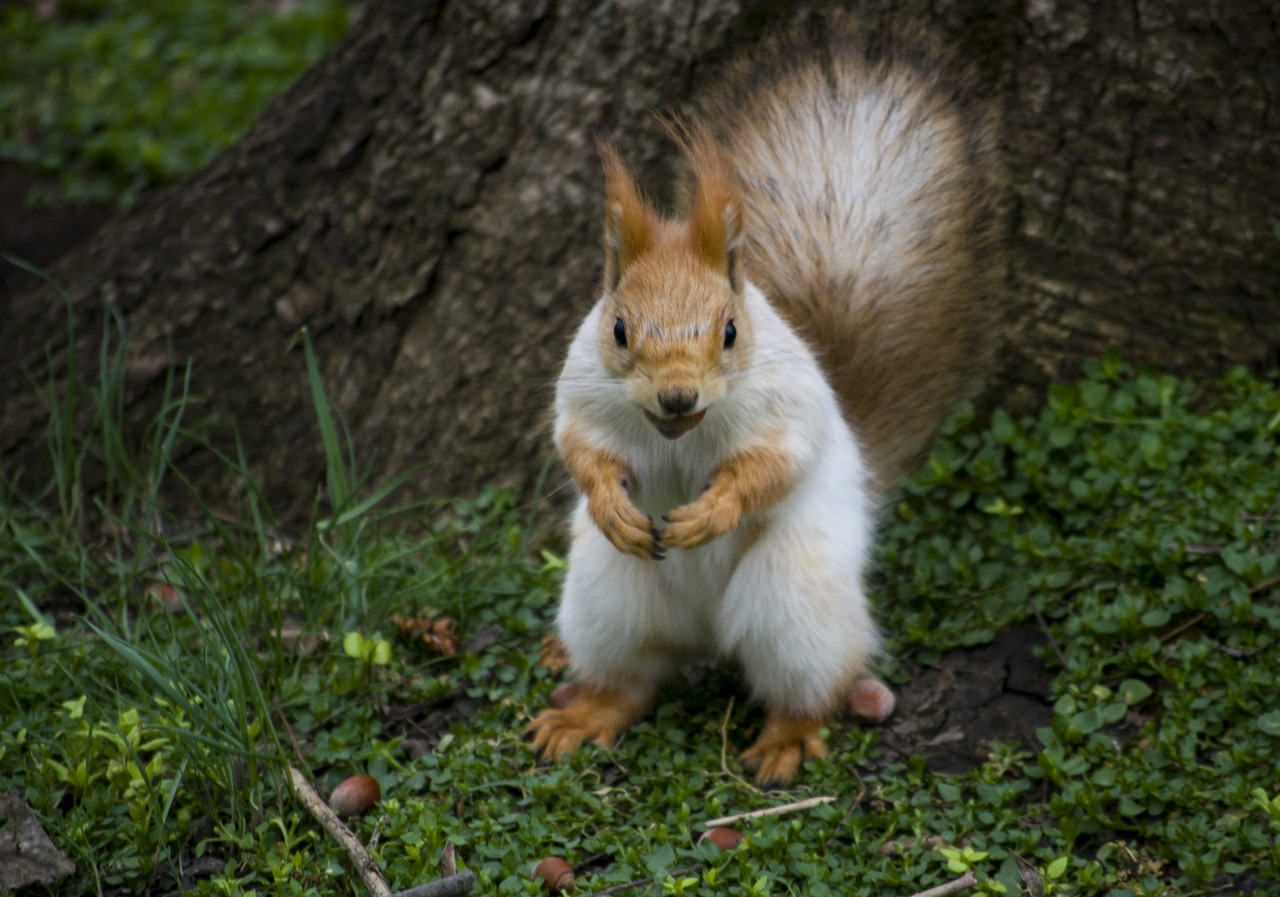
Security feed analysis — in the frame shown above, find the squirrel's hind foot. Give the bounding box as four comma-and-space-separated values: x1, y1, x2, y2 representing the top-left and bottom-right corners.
526, 682, 653, 759
739, 711, 828, 787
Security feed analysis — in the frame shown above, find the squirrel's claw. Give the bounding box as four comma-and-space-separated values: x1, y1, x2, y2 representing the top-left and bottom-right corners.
527, 708, 614, 757
649, 526, 666, 560
588, 492, 663, 560
661, 489, 740, 550
526, 684, 653, 758
739, 712, 828, 787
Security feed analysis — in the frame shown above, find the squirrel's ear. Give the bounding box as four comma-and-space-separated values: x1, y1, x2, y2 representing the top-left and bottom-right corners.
677, 119, 745, 295
598, 138, 656, 293
692, 197, 744, 297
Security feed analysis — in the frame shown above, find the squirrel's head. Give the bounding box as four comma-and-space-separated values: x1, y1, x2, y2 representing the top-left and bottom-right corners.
595, 124, 750, 441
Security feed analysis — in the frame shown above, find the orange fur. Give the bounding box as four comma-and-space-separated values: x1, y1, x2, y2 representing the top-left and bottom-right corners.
608, 241, 742, 342
738, 710, 829, 787
662, 439, 793, 550
599, 139, 658, 292
558, 421, 661, 559
661, 117, 745, 292
737, 660, 868, 785
597, 226, 753, 431
526, 681, 655, 757
596, 136, 747, 402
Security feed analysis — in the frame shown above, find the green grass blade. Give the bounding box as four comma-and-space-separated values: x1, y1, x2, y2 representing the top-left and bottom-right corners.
302, 329, 350, 513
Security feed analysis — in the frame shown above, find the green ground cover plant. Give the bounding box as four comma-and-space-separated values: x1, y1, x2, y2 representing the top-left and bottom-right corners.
0, 0, 355, 206
2, 296, 1277, 896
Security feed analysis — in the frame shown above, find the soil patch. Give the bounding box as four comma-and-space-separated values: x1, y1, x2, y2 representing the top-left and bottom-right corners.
875, 627, 1055, 773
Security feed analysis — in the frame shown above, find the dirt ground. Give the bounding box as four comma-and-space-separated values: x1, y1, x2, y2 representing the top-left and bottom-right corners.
877, 627, 1055, 774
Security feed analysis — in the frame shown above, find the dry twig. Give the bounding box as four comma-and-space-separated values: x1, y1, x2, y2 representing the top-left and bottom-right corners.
289, 766, 391, 897
1249, 574, 1280, 594
906, 871, 979, 897
272, 698, 311, 769
386, 877, 477, 897
715, 697, 759, 793
702, 796, 835, 829
590, 863, 705, 896
1158, 612, 1207, 644
288, 766, 474, 897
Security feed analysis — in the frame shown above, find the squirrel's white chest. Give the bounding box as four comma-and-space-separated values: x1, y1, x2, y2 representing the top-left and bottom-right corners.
628, 453, 714, 520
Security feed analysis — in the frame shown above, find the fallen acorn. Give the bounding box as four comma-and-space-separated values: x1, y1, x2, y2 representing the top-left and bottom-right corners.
145, 582, 185, 615
329, 774, 380, 818
532, 856, 575, 893
697, 827, 745, 850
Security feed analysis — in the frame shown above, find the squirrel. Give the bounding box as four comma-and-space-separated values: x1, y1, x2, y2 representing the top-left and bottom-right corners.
527, 18, 1001, 786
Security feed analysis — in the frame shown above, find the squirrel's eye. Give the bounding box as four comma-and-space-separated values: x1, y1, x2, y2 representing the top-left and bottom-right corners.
613, 317, 627, 348
724, 318, 737, 349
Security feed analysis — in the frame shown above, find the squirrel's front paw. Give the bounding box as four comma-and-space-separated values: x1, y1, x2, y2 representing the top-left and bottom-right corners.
661, 488, 740, 550
739, 712, 827, 787
588, 490, 664, 560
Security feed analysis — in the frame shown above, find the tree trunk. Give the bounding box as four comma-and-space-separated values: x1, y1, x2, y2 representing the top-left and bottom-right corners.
2, 0, 1277, 521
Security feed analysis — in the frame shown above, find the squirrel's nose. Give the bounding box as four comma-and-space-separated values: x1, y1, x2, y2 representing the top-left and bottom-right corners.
657, 387, 698, 415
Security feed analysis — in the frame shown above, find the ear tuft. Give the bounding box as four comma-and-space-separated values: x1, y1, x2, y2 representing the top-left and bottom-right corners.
597, 137, 656, 292
660, 115, 745, 294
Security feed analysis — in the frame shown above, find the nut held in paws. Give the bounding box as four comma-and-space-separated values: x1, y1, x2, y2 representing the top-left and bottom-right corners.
329, 774, 380, 817
532, 857, 575, 893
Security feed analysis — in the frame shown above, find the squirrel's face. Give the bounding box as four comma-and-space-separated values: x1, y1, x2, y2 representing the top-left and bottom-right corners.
599, 249, 750, 441
594, 127, 747, 439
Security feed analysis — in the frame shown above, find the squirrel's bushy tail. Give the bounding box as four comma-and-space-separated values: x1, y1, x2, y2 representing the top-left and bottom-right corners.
697, 18, 1003, 497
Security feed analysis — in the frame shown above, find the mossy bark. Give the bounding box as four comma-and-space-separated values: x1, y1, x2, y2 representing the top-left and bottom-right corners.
2, 0, 1277, 520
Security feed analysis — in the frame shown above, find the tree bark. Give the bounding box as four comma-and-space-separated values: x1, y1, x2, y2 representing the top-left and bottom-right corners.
1, 0, 1277, 521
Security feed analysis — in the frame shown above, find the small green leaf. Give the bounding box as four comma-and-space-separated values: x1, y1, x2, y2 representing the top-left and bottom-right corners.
1070, 707, 1104, 735
1118, 679, 1153, 704
342, 631, 364, 658
1140, 608, 1171, 627
646, 845, 676, 875
1100, 701, 1127, 724
1119, 797, 1145, 816
1080, 381, 1108, 410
